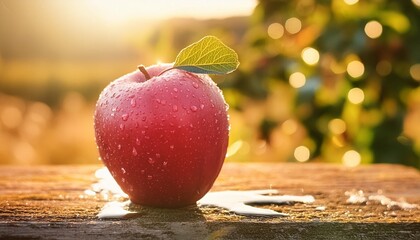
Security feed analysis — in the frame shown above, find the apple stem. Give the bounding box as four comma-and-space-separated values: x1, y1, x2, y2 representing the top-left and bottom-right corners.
138, 65, 151, 80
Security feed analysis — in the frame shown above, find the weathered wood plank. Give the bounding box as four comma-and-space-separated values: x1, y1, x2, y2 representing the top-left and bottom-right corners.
0, 163, 419, 239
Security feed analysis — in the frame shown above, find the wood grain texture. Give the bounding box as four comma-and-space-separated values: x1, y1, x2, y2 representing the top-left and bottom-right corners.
0, 163, 419, 239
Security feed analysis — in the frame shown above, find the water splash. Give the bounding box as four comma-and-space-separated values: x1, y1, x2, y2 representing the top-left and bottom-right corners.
345, 189, 418, 210
90, 167, 315, 219
198, 190, 315, 217
97, 201, 137, 219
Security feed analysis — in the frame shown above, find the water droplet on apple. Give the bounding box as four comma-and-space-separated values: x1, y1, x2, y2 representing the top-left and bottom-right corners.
122, 178, 126, 183
121, 114, 129, 121
142, 116, 147, 121
148, 157, 155, 164
156, 99, 161, 104
161, 100, 166, 105
130, 99, 136, 107
192, 82, 199, 89
155, 153, 161, 158
200, 104, 204, 109
189, 123, 194, 128
136, 138, 141, 145
112, 107, 117, 112
132, 147, 138, 156
121, 168, 126, 174
173, 88, 178, 93
215, 119, 218, 124
170, 145, 174, 150
141, 169, 145, 174
119, 124, 125, 130
172, 105, 178, 112
190, 105, 198, 112
163, 161, 168, 167
117, 144, 122, 150
147, 175, 153, 180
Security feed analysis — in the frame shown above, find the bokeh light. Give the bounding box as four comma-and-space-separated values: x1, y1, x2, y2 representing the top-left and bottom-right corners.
410, 64, 420, 81
285, 17, 302, 34
281, 119, 298, 135
328, 118, 347, 135
294, 146, 310, 162
301, 47, 320, 65
347, 60, 365, 78
344, 0, 359, 5
412, 0, 420, 7
289, 72, 306, 88
1, 106, 23, 130
342, 150, 361, 167
267, 23, 284, 39
348, 88, 365, 104
364, 21, 383, 39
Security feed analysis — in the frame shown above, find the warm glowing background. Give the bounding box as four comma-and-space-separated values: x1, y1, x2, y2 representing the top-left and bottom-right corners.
0, 0, 419, 167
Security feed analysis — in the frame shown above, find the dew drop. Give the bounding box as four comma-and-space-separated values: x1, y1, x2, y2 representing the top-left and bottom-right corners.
122, 114, 129, 121
172, 105, 178, 112
148, 157, 155, 164
190, 105, 198, 112
132, 147, 138, 156
130, 99, 136, 107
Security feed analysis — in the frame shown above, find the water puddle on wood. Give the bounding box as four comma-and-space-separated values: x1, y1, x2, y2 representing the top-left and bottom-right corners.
88, 167, 316, 219
345, 189, 418, 210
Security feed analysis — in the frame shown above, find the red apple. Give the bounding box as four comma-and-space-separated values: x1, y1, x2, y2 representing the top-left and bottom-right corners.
94, 63, 229, 208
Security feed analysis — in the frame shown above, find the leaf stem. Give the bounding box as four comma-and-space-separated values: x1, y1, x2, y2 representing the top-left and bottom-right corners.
158, 67, 175, 76
137, 65, 151, 80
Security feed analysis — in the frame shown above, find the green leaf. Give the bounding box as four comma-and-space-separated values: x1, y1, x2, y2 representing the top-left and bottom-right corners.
173, 36, 239, 75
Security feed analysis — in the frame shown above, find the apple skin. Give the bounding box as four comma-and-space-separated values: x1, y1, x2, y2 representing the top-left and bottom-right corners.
94, 63, 229, 208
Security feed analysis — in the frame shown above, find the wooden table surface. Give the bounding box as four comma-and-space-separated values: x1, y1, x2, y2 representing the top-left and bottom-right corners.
0, 163, 419, 239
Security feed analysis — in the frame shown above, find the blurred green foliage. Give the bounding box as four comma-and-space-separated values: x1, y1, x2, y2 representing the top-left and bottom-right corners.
226, 0, 420, 167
